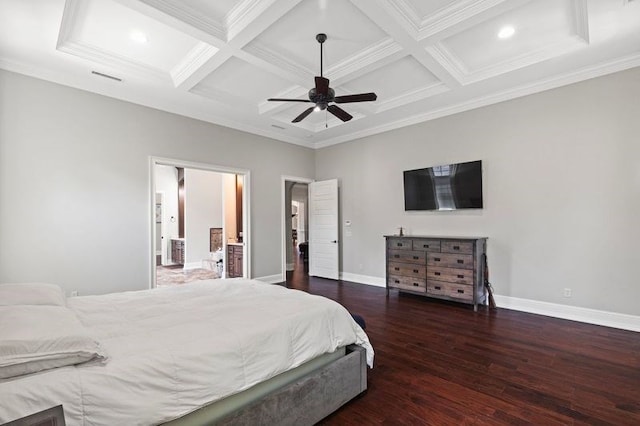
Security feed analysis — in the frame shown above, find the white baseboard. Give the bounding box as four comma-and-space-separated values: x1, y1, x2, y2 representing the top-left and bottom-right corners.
337, 273, 639, 332
339, 272, 386, 288
182, 262, 201, 271
255, 274, 284, 284
494, 295, 640, 332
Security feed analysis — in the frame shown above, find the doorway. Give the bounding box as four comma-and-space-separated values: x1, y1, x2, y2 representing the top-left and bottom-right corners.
282, 176, 312, 286
150, 157, 250, 288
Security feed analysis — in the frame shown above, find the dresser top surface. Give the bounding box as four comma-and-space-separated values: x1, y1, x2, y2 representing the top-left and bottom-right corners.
384, 235, 487, 240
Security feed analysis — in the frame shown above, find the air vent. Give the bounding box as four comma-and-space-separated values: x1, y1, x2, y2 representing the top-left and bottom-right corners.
91, 71, 122, 82
271, 124, 285, 130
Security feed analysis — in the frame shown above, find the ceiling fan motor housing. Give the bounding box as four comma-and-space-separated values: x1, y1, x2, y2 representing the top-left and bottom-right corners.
308, 87, 335, 109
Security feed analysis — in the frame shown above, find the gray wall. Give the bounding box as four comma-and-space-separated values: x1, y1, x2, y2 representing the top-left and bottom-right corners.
0, 70, 315, 295
316, 67, 640, 316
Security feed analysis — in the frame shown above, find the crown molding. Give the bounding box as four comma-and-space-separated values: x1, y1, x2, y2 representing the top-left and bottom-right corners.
427, 34, 588, 86
328, 38, 404, 82
572, 0, 590, 43
243, 43, 310, 83
417, 0, 510, 40
313, 52, 640, 148
170, 42, 219, 88
375, 83, 449, 113
226, 0, 277, 42
136, 0, 226, 41
56, 0, 83, 49
57, 40, 170, 81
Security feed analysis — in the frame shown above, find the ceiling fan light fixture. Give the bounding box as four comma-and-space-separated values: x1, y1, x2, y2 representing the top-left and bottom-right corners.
497, 25, 515, 39
266, 33, 377, 124
130, 30, 148, 44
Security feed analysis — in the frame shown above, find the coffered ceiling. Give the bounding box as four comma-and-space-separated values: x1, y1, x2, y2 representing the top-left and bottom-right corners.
1, 0, 639, 148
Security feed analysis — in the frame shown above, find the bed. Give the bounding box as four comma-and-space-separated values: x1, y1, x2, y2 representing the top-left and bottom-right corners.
0, 279, 373, 425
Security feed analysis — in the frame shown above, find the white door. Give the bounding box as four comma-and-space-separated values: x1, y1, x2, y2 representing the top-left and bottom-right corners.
309, 179, 339, 280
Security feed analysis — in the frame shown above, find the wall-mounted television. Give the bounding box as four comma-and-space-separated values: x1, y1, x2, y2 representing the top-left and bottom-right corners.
403, 160, 483, 211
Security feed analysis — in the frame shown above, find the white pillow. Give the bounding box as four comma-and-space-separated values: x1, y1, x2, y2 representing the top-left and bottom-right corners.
0, 282, 66, 307
0, 305, 107, 379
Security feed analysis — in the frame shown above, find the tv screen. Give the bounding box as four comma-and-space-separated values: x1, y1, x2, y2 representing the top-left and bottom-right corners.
404, 160, 483, 211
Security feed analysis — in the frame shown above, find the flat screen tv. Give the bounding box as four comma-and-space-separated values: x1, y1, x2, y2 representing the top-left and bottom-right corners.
404, 160, 483, 211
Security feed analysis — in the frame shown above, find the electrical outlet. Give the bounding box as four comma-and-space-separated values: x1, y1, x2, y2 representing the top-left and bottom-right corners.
70, 290, 78, 297
563, 288, 572, 298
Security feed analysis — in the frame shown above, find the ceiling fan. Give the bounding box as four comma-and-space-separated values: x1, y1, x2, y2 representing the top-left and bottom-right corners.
267, 33, 377, 123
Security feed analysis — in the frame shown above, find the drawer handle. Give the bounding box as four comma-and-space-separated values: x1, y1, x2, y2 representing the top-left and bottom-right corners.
434, 286, 441, 290
397, 243, 402, 247
394, 267, 400, 271
394, 254, 400, 258
413, 283, 419, 287
423, 244, 429, 248
457, 289, 464, 294
394, 279, 400, 284
434, 257, 441, 262
434, 272, 441, 276
457, 274, 464, 279
453, 245, 460, 250
413, 256, 419, 260
413, 269, 419, 273
457, 259, 464, 264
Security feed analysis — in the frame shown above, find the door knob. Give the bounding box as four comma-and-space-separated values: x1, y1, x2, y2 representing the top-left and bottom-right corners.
331, 240, 338, 243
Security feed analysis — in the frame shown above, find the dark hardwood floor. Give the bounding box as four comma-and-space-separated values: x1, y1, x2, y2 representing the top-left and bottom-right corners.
286, 254, 640, 425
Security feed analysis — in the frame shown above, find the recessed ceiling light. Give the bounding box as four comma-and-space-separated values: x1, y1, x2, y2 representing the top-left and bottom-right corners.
497, 25, 515, 39
130, 31, 148, 44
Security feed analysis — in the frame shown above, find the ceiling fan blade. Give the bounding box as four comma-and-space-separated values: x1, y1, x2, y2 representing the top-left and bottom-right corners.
315, 76, 330, 96
292, 107, 315, 123
334, 92, 377, 103
327, 104, 352, 122
268, 98, 312, 103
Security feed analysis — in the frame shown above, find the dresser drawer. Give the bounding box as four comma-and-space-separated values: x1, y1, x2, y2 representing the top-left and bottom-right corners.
427, 252, 474, 270
427, 281, 473, 302
427, 266, 473, 285
441, 240, 474, 254
388, 249, 426, 264
388, 262, 426, 279
412, 239, 441, 252
387, 238, 412, 250
388, 275, 426, 292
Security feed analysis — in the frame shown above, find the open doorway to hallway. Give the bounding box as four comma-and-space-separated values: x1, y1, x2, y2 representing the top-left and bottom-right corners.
151, 158, 250, 288
283, 178, 310, 287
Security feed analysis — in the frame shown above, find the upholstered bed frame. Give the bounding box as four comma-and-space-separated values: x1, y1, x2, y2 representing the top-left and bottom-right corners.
165, 345, 367, 425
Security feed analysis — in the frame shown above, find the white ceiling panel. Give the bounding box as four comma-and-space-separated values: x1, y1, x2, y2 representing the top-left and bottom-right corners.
445, 0, 582, 69
429, 0, 589, 84
245, 0, 388, 74
62, 0, 201, 74
193, 57, 294, 104
1, 0, 638, 148
344, 55, 445, 109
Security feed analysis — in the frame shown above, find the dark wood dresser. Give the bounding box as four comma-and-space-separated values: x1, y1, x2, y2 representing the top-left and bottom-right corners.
227, 243, 243, 278
385, 235, 487, 311
171, 239, 185, 265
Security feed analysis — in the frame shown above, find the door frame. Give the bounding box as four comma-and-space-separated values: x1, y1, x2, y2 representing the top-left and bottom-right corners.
281, 175, 313, 283
150, 156, 251, 288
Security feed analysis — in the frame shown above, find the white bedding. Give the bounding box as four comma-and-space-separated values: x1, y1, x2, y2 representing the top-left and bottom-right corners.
0, 279, 373, 425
